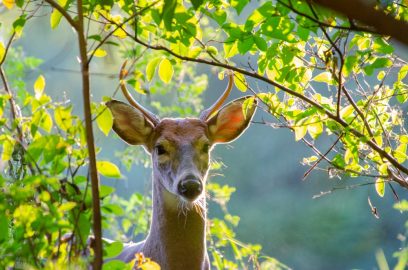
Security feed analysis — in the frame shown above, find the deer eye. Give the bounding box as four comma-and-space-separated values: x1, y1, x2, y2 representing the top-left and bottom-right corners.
155, 144, 167, 155
202, 143, 210, 153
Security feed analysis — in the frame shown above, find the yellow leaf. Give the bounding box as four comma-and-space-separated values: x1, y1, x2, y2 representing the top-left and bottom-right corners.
113, 28, 127, 39
0, 42, 5, 63
140, 261, 161, 270
97, 161, 121, 178
307, 117, 323, 139
313, 72, 332, 83
1, 136, 15, 162
92, 48, 107, 58
34, 75, 46, 99
58, 202, 77, 212
340, 105, 354, 119
375, 178, 385, 197
3, 0, 14, 9
96, 104, 113, 136
293, 125, 307, 141
158, 58, 173, 84
394, 143, 407, 163
188, 47, 202, 58
54, 106, 72, 132
50, 9, 63, 29
234, 72, 247, 92
146, 58, 160, 82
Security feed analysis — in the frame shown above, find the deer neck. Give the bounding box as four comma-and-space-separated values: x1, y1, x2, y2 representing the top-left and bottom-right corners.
143, 174, 208, 270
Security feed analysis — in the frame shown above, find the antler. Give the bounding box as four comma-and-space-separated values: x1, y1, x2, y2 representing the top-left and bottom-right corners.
199, 71, 234, 121
119, 61, 160, 126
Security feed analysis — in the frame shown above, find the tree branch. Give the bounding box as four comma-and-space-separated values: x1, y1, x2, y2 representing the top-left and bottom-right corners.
311, 0, 408, 46
75, 0, 103, 268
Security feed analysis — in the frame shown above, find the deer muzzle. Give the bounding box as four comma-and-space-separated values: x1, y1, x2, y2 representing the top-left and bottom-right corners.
177, 175, 203, 201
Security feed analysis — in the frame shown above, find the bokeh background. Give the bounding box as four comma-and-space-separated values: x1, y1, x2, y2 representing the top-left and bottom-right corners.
2, 4, 408, 269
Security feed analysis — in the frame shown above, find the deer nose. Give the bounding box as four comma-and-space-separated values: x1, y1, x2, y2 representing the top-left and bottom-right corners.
178, 178, 202, 201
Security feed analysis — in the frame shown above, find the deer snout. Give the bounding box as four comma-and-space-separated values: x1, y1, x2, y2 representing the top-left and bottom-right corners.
178, 176, 202, 201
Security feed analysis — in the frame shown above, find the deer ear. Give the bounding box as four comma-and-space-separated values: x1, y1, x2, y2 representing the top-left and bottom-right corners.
206, 96, 257, 144
106, 100, 154, 146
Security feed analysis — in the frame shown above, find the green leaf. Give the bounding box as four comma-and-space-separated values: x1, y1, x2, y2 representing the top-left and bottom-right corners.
234, 73, 247, 92
103, 204, 125, 216
102, 260, 128, 270
0, 214, 9, 242
158, 58, 173, 84
146, 58, 160, 82
237, 36, 254, 54
12, 16, 26, 37
344, 55, 358, 77
104, 241, 123, 258
363, 58, 393, 76
373, 38, 394, 54
97, 161, 121, 178
375, 178, 385, 197
96, 104, 113, 136
253, 36, 267, 51
50, 9, 63, 29
162, 0, 177, 30
207, 46, 218, 56
231, 0, 249, 15
34, 75, 45, 99
190, 0, 203, 10
100, 185, 115, 198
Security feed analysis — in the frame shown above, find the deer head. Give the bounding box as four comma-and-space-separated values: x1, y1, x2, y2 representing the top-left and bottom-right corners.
106, 63, 257, 206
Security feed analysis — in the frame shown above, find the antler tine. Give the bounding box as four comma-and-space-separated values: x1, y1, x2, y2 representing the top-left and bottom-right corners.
119, 61, 160, 126
199, 71, 234, 121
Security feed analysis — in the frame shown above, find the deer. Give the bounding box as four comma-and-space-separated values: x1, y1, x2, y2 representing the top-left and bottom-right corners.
105, 62, 257, 269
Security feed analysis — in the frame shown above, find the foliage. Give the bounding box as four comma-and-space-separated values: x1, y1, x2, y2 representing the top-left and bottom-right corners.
1, 0, 408, 269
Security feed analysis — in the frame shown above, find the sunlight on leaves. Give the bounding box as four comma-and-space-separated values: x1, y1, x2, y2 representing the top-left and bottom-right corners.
96, 104, 113, 136
158, 58, 173, 84
234, 73, 247, 92
50, 9, 63, 29
34, 75, 45, 99
0, 42, 5, 63
375, 178, 385, 197
3, 0, 14, 9
97, 161, 121, 178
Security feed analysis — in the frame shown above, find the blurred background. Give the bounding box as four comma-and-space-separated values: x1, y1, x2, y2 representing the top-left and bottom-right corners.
2, 6, 408, 270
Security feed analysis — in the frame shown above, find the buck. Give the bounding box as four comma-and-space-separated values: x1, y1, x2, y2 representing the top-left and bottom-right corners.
105, 63, 257, 269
